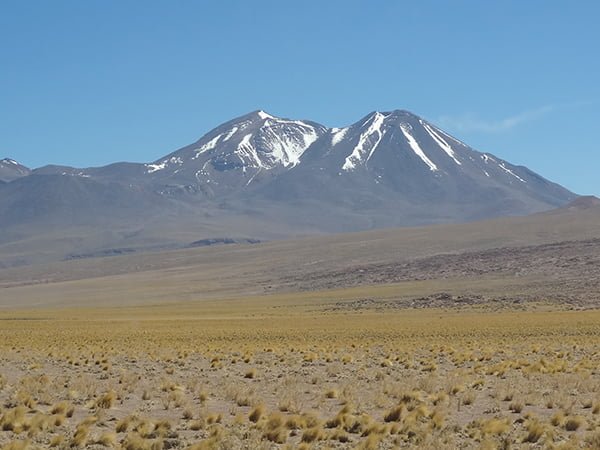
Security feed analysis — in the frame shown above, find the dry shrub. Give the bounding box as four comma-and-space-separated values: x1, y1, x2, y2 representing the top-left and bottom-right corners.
249, 405, 264, 423
481, 418, 509, 436
384, 405, 404, 423
96, 431, 117, 447
509, 401, 523, 413
301, 426, 325, 443
523, 420, 545, 443
564, 416, 584, 431
262, 413, 287, 444
96, 391, 116, 409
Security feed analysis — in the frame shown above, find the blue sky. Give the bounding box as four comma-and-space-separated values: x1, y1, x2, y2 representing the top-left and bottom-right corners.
1, 1, 598, 194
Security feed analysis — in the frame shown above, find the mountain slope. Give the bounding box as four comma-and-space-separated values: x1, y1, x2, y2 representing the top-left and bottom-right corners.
0, 108, 578, 266
0, 158, 31, 182
141, 110, 327, 197
254, 110, 573, 225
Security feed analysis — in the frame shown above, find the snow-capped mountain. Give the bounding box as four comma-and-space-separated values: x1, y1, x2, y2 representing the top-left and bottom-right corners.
257, 110, 573, 221
302, 109, 537, 184
0, 158, 31, 182
139, 110, 327, 196
0, 109, 578, 266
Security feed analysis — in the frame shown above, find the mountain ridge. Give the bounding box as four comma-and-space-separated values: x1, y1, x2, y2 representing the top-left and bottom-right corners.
0, 108, 578, 267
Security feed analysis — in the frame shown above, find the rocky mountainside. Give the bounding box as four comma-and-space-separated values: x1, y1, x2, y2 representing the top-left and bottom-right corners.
0, 158, 31, 182
0, 109, 577, 266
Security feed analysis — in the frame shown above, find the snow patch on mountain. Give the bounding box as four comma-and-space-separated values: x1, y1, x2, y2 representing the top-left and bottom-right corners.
193, 133, 224, 159
421, 121, 461, 165
330, 128, 348, 146
499, 162, 526, 183
222, 126, 238, 142
259, 120, 319, 167
258, 110, 275, 120
145, 157, 183, 174
236, 134, 264, 168
342, 112, 387, 171
400, 124, 438, 172
145, 163, 166, 173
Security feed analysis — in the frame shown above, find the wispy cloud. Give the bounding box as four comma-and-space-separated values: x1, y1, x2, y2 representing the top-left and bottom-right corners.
436, 105, 556, 133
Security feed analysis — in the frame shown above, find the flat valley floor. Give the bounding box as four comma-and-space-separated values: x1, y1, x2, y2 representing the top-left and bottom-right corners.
2, 207, 600, 449
1, 295, 600, 449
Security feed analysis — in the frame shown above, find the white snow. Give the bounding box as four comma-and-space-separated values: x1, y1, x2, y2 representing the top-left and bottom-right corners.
499, 162, 526, 183
331, 127, 348, 146
192, 133, 223, 159
435, 127, 468, 148
482, 154, 496, 164
421, 121, 462, 165
145, 162, 167, 173
222, 127, 238, 142
483, 170, 490, 177
145, 156, 183, 174
400, 124, 438, 172
258, 110, 275, 120
3, 159, 18, 165
245, 168, 262, 186
236, 134, 264, 168
61, 171, 90, 178
259, 120, 319, 167
342, 112, 386, 171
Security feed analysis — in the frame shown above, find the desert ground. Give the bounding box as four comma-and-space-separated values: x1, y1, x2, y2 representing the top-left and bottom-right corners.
1, 203, 600, 449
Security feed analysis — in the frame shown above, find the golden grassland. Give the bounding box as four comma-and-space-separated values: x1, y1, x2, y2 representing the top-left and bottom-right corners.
1, 291, 600, 449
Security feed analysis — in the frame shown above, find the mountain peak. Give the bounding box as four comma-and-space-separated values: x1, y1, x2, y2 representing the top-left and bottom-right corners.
379, 109, 414, 116
240, 110, 279, 122
0, 158, 31, 182
0, 108, 579, 268
257, 110, 276, 120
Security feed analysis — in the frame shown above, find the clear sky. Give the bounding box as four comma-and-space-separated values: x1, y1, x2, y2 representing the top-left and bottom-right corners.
1, 1, 598, 194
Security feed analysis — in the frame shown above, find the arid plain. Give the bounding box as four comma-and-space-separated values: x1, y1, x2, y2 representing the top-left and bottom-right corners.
2, 200, 600, 449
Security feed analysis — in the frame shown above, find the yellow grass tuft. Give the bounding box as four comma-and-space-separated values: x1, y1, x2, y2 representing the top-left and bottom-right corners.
564, 416, 584, 431
248, 405, 264, 423
96, 431, 117, 447
96, 391, 116, 409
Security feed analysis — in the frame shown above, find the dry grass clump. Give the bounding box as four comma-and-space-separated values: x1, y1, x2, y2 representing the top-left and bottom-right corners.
509, 401, 524, 413
50, 401, 74, 417
1, 441, 31, 450
70, 422, 90, 447
585, 431, 600, 449
564, 416, 584, 431
260, 412, 288, 443
95, 390, 116, 409
116, 416, 133, 433
325, 388, 339, 399
1, 301, 600, 448
523, 419, 545, 443
481, 418, 510, 436
383, 405, 405, 423
301, 426, 325, 443
551, 411, 566, 427
0, 406, 27, 432
121, 432, 164, 450
49, 435, 64, 447
95, 431, 117, 447
248, 405, 264, 423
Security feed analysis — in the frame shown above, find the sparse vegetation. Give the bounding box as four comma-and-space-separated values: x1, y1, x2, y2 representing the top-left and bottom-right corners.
1, 284, 600, 448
